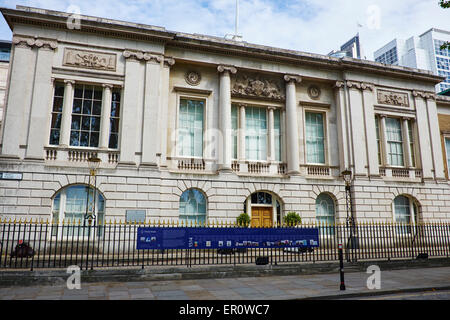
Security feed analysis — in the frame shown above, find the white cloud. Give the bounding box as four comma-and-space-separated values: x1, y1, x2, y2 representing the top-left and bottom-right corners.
0, 0, 448, 60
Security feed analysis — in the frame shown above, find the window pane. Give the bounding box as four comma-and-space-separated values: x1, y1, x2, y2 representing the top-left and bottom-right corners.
70, 84, 104, 148
178, 99, 204, 157
231, 105, 238, 159
274, 109, 282, 161
386, 118, 403, 166
306, 112, 325, 164
316, 193, 335, 235
49, 83, 65, 145
179, 189, 207, 224
245, 107, 267, 160
394, 196, 411, 234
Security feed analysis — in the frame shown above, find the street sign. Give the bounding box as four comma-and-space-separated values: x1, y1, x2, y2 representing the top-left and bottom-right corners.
0, 172, 23, 180
136, 227, 320, 250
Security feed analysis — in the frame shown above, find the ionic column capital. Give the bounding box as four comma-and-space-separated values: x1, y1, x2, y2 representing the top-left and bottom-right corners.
163, 57, 175, 68
217, 65, 237, 74
102, 83, 114, 90
333, 80, 345, 89
144, 53, 163, 64
283, 74, 302, 84
12, 36, 57, 50
412, 90, 435, 100
63, 79, 75, 86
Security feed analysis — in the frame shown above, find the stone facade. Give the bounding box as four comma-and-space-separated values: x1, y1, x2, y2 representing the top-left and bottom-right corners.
0, 6, 449, 225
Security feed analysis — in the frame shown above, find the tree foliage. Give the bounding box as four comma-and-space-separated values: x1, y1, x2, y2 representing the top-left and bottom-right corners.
439, 1, 450, 50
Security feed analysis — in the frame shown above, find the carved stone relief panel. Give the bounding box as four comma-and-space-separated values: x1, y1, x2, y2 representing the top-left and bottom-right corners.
231, 73, 285, 101
63, 48, 116, 71
377, 89, 409, 107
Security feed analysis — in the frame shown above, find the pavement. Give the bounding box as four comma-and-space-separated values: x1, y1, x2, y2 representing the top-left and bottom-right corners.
0, 266, 449, 300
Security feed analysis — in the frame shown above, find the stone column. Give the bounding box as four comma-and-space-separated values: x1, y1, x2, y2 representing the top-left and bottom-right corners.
334, 81, 349, 173
141, 54, 163, 167
238, 104, 246, 161
217, 65, 237, 172
402, 117, 412, 168
379, 114, 390, 166
1, 37, 37, 158
25, 39, 58, 160
159, 57, 175, 167
119, 51, 143, 166
425, 93, 445, 179
283, 75, 301, 175
413, 91, 434, 179
361, 83, 379, 176
268, 107, 275, 161
99, 84, 113, 149
59, 80, 75, 147
346, 81, 368, 177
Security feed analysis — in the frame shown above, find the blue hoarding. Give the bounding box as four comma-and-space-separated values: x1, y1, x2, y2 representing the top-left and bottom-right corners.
136, 227, 319, 250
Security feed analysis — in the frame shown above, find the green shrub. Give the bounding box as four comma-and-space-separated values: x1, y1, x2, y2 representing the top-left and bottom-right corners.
284, 212, 302, 226
236, 213, 251, 227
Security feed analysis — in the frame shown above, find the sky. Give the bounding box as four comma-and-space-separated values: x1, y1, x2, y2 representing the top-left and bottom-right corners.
0, 0, 448, 60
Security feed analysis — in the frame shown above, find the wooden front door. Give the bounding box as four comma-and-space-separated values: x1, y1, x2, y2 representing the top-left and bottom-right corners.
251, 207, 273, 228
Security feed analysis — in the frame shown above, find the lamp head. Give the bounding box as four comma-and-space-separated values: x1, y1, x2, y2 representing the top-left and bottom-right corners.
88, 157, 101, 171
341, 170, 352, 184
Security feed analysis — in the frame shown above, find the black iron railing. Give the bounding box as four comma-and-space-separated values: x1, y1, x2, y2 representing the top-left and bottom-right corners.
0, 220, 449, 270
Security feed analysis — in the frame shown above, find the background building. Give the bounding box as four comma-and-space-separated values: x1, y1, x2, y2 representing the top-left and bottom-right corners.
328, 34, 362, 59
374, 28, 450, 94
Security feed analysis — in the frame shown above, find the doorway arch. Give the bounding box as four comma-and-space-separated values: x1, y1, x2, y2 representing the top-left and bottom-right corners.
243, 191, 283, 227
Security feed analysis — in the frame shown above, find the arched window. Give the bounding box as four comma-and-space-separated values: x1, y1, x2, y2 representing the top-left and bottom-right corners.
393, 195, 419, 234
52, 185, 104, 237
316, 193, 335, 235
179, 189, 207, 225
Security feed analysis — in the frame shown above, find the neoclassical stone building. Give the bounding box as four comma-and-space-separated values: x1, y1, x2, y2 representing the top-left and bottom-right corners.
0, 6, 449, 228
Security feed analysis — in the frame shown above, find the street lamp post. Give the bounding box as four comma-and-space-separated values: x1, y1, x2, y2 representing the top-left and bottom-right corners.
341, 170, 357, 262
85, 156, 101, 271
85, 157, 101, 223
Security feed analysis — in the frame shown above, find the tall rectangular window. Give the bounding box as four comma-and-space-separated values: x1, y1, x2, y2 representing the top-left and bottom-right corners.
375, 116, 382, 165
231, 105, 238, 159
109, 90, 121, 149
305, 112, 325, 164
49, 83, 65, 145
70, 85, 102, 147
274, 109, 282, 162
386, 117, 403, 166
245, 106, 267, 161
178, 98, 204, 157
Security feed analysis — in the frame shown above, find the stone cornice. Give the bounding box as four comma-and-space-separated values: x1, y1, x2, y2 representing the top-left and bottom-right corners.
2, 6, 445, 85
12, 35, 57, 50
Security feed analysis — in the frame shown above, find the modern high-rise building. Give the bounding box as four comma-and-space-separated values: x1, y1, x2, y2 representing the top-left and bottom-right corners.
328, 34, 361, 59
374, 28, 450, 93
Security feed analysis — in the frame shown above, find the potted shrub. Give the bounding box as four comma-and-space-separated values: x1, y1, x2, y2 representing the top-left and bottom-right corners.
236, 213, 251, 227
284, 212, 302, 226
